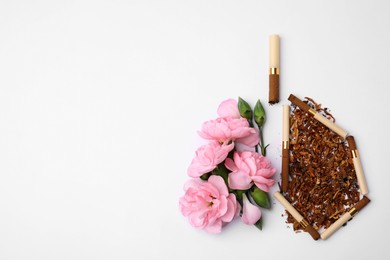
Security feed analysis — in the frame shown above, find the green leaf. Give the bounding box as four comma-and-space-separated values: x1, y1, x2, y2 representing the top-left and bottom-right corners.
254, 217, 262, 230
250, 186, 271, 209
212, 164, 229, 187
254, 99, 266, 128
200, 172, 211, 181
235, 190, 245, 201
238, 97, 253, 120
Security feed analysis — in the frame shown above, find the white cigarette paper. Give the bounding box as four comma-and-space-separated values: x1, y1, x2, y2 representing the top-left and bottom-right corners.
283, 105, 290, 142
313, 113, 348, 139
321, 212, 352, 240
274, 191, 303, 222
269, 35, 280, 69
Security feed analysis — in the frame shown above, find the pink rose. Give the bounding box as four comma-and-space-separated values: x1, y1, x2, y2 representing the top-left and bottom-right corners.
179, 175, 238, 234
198, 117, 259, 147
241, 193, 261, 225
225, 151, 276, 192
217, 98, 240, 119
187, 141, 234, 178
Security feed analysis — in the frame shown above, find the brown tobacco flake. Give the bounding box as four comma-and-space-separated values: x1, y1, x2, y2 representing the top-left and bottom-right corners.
284, 98, 360, 232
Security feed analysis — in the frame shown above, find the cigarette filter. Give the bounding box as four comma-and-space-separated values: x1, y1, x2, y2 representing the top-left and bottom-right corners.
269, 35, 280, 104
274, 192, 320, 240
321, 196, 370, 240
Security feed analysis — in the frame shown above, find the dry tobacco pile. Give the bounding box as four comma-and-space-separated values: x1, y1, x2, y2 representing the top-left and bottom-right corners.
284, 98, 360, 231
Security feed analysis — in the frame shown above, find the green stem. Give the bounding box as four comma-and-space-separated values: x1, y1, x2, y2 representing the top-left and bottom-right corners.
259, 127, 266, 156
249, 120, 259, 153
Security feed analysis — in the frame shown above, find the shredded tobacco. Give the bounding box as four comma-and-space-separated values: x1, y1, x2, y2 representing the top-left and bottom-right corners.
284, 97, 360, 231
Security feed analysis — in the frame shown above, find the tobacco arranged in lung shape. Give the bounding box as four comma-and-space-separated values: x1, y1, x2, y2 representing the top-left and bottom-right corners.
275, 94, 371, 240
284, 97, 360, 232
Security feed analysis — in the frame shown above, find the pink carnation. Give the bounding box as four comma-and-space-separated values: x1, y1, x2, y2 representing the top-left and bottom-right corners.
225, 151, 276, 192
179, 176, 238, 234
198, 117, 259, 147
187, 141, 234, 178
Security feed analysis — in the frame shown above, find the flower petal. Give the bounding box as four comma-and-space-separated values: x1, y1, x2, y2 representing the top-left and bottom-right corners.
252, 176, 275, 192
217, 99, 240, 119
221, 194, 237, 222
257, 167, 276, 178
208, 175, 229, 196
241, 194, 262, 225
182, 178, 202, 191
214, 142, 234, 165
224, 158, 238, 172
188, 211, 206, 228
187, 162, 215, 178
204, 219, 223, 234
228, 170, 253, 190
236, 128, 259, 147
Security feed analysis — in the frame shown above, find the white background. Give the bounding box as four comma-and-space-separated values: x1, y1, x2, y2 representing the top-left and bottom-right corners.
1, 0, 389, 259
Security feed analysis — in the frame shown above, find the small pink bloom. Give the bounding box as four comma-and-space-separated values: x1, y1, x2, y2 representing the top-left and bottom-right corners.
198, 117, 259, 147
241, 193, 261, 225
226, 151, 276, 192
179, 176, 238, 234
188, 141, 234, 178
217, 99, 240, 119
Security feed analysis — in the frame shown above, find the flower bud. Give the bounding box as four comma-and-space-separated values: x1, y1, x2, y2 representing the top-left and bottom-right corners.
250, 186, 271, 209
241, 193, 262, 225
254, 99, 266, 128
238, 97, 253, 120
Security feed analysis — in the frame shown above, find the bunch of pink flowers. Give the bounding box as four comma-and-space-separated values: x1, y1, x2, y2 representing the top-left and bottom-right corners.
179, 98, 276, 234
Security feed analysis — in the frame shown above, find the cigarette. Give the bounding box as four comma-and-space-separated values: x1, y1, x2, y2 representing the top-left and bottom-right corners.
269, 35, 280, 104
321, 196, 370, 240
274, 192, 320, 240
281, 105, 290, 192
288, 94, 348, 139
347, 136, 368, 195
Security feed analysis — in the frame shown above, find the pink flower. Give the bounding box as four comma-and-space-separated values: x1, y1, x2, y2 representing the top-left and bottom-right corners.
226, 151, 276, 192
187, 141, 234, 178
241, 193, 261, 225
179, 175, 238, 234
217, 98, 240, 119
198, 117, 259, 147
